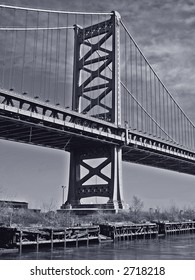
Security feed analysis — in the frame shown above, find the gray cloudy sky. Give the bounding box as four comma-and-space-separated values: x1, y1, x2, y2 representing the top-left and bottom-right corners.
1, 0, 195, 210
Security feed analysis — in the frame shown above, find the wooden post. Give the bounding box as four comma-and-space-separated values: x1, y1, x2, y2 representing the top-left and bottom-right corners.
64, 229, 66, 249
115, 229, 117, 241
36, 233, 39, 252
87, 229, 89, 247
115, 229, 118, 242
165, 225, 167, 235
51, 229, 53, 251
127, 229, 129, 241
19, 230, 23, 253
76, 232, 78, 247
119, 229, 121, 241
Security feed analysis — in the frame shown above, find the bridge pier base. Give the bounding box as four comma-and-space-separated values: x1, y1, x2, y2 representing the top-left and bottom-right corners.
61, 145, 125, 212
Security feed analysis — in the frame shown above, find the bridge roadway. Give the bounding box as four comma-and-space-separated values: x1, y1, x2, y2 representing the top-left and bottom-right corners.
0, 88, 195, 176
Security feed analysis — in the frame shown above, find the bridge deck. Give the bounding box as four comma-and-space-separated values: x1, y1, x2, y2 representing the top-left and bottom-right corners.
123, 145, 195, 176
1, 107, 195, 176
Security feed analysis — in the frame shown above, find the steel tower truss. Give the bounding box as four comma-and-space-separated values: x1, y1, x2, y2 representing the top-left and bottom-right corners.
64, 12, 125, 211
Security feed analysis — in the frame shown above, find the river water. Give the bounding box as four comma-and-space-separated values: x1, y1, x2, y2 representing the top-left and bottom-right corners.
1, 234, 195, 260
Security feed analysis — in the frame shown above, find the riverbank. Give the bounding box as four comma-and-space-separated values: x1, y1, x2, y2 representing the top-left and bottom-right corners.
1, 205, 195, 228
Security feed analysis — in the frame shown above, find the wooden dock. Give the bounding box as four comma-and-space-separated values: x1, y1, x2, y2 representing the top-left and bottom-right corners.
1, 221, 195, 254
99, 222, 158, 241
0, 225, 100, 252
158, 221, 195, 235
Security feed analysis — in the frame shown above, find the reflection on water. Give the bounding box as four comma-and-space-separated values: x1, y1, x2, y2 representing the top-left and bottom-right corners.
1, 234, 195, 260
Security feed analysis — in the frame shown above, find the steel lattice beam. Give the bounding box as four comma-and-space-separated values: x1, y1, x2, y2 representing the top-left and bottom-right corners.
64, 12, 124, 211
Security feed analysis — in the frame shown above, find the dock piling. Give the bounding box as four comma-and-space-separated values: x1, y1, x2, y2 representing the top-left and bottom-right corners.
36, 233, 39, 253
87, 229, 89, 247
19, 230, 23, 253
64, 229, 66, 249
51, 229, 53, 251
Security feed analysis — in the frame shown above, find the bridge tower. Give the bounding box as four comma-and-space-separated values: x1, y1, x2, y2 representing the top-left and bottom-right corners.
62, 11, 125, 211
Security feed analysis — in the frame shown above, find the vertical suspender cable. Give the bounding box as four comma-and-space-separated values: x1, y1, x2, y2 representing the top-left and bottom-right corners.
188, 118, 190, 148
186, 118, 188, 148
182, 112, 185, 147
191, 123, 193, 149
166, 90, 169, 141
188, 119, 191, 149
172, 100, 175, 142
21, 10, 28, 93
130, 37, 133, 129
32, 11, 39, 97
125, 30, 127, 125
176, 104, 179, 144
43, 12, 50, 102
10, 29, 18, 90
2, 30, 8, 87
103, 14, 107, 120
0, 6, 3, 85
40, 26, 46, 100
9, 8, 16, 89
135, 46, 138, 130
178, 106, 181, 146
154, 74, 157, 136
48, 24, 54, 103
174, 102, 177, 143
10, 13, 18, 90
81, 14, 84, 112
158, 80, 161, 139
181, 111, 183, 146
89, 14, 93, 116
133, 43, 135, 130
183, 112, 186, 147
63, 13, 68, 108
97, 15, 100, 119
186, 120, 189, 148
140, 52, 143, 133
128, 36, 130, 127
162, 85, 165, 137
55, 13, 60, 105
188, 121, 191, 148
171, 98, 174, 142
191, 125, 193, 149
149, 67, 153, 135
176, 105, 180, 144
145, 60, 148, 134
82, 14, 86, 113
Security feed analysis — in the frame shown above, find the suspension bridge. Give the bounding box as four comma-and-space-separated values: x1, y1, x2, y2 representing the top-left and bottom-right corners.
0, 4, 195, 211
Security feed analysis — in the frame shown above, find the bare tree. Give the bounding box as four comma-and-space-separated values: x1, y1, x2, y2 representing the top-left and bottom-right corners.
129, 195, 144, 223
42, 198, 56, 213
